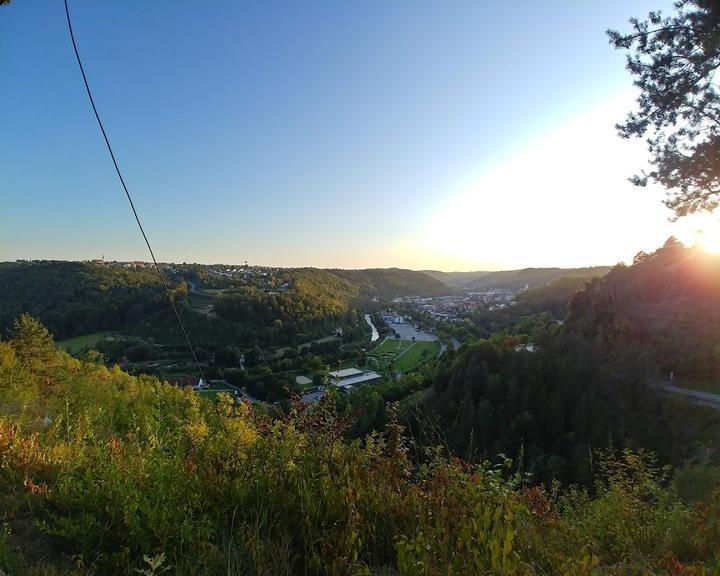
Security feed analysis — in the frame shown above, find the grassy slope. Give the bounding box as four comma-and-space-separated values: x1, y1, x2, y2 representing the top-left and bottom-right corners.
394, 341, 440, 372
57, 331, 116, 353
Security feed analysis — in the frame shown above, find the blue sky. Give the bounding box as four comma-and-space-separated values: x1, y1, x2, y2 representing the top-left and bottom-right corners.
1, 0, 683, 270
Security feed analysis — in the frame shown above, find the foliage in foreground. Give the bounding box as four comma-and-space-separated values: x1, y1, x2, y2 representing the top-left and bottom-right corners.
1, 316, 719, 575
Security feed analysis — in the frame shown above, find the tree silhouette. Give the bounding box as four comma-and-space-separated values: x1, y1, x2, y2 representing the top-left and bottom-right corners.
609, 1, 720, 218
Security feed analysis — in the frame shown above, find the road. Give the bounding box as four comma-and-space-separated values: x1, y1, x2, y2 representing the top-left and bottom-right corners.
186, 281, 217, 317
650, 378, 720, 410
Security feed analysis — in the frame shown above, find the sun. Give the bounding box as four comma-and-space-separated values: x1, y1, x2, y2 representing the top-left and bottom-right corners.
677, 211, 720, 254
696, 227, 720, 254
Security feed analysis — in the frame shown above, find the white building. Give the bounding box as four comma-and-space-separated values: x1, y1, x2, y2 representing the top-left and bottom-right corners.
328, 368, 383, 390
382, 312, 404, 325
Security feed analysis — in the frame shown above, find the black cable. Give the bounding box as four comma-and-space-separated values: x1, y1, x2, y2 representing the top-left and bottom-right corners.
63, 0, 207, 385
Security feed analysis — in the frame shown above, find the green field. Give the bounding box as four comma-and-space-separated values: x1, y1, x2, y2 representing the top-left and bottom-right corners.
395, 341, 440, 372
204, 288, 237, 295
57, 331, 116, 353
371, 338, 414, 356
367, 338, 439, 373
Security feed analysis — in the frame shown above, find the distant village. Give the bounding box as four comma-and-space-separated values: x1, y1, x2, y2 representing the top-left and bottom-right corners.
79, 258, 279, 278
69, 257, 535, 319
392, 285, 528, 321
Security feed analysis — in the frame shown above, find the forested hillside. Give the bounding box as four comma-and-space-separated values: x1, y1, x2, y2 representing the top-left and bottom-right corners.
410, 331, 718, 484
413, 240, 720, 484
0, 261, 173, 341
425, 266, 612, 291
212, 268, 450, 325
0, 262, 450, 346
1, 316, 719, 575
212, 268, 360, 327
331, 268, 452, 298
567, 238, 720, 381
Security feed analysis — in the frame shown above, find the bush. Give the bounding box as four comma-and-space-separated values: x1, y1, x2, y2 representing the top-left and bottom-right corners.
1, 320, 719, 575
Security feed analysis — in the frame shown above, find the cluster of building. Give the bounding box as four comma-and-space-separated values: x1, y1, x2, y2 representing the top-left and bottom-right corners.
394, 291, 517, 321
293, 367, 386, 403
83, 259, 285, 281
328, 368, 383, 391
83, 258, 150, 269
187, 265, 294, 295
295, 367, 383, 394
200, 264, 274, 280
381, 311, 404, 325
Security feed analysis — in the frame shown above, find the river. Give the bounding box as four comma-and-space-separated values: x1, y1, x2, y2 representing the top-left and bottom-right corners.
364, 313, 379, 342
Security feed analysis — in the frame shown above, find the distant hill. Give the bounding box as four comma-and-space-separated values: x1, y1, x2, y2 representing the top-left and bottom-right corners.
421, 270, 493, 287
0, 262, 452, 343
0, 260, 169, 340
423, 266, 613, 291
330, 268, 452, 298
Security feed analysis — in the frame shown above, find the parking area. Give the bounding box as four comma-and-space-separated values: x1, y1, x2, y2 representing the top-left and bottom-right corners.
389, 322, 437, 342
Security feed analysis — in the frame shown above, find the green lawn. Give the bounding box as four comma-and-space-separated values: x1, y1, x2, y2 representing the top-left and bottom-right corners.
395, 341, 440, 372
382, 338, 414, 352
367, 338, 439, 373
369, 338, 413, 356
57, 331, 116, 353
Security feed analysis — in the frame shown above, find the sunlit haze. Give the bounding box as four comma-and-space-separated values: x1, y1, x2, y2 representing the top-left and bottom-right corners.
4, 0, 699, 271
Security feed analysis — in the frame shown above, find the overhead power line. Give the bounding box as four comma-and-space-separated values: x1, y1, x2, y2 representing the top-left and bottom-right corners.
63, 0, 207, 385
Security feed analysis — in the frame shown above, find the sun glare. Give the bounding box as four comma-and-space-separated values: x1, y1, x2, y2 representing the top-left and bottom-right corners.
676, 211, 720, 254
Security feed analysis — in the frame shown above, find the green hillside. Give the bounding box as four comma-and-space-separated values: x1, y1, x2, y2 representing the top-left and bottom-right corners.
330, 267, 452, 297
0, 261, 171, 341
567, 238, 720, 382
0, 262, 451, 346
421, 269, 493, 286
424, 266, 613, 291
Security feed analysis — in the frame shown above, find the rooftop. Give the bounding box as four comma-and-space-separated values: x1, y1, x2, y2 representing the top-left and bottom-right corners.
335, 372, 383, 388
328, 368, 364, 379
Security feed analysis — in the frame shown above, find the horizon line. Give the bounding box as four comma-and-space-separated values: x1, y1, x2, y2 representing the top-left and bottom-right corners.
1, 257, 617, 274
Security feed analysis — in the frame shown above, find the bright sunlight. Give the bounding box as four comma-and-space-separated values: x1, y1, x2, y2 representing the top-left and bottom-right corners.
676, 210, 720, 254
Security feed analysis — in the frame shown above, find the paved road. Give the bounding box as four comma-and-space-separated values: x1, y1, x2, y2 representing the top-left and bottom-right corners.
650, 379, 720, 410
